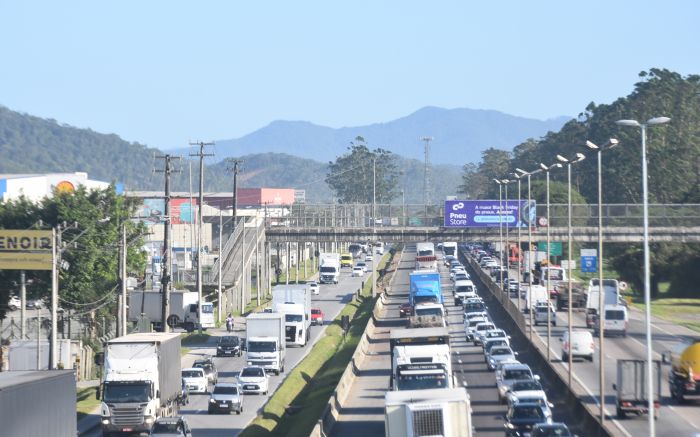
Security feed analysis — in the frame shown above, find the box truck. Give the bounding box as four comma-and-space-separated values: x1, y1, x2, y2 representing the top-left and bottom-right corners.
98, 333, 182, 436
392, 343, 454, 391
385, 388, 473, 437
409, 271, 443, 307
0, 370, 76, 437
246, 312, 286, 375
319, 253, 341, 284
613, 359, 661, 418
585, 279, 621, 328
129, 290, 215, 332
272, 284, 312, 347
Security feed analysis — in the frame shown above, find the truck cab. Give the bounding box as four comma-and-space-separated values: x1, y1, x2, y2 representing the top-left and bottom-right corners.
392, 344, 453, 391
275, 302, 310, 346
409, 303, 447, 328
245, 313, 286, 375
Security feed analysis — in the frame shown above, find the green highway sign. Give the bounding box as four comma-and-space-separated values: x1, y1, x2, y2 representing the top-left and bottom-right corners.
538, 241, 562, 256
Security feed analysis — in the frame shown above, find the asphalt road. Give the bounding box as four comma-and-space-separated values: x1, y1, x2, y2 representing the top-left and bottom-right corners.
477, 253, 700, 436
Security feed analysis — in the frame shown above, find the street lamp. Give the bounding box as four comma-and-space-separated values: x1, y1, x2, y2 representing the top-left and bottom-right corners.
556, 152, 585, 388
511, 172, 523, 313
539, 162, 562, 362
494, 178, 505, 303
585, 138, 619, 426
515, 167, 542, 340
616, 116, 670, 437
502, 179, 512, 284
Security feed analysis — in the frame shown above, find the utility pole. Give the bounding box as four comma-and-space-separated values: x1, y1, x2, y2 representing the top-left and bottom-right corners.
190, 141, 215, 334
155, 154, 180, 333
50, 226, 58, 369
120, 223, 127, 336
420, 136, 433, 224
218, 209, 223, 324
20, 270, 26, 339
227, 159, 243, 228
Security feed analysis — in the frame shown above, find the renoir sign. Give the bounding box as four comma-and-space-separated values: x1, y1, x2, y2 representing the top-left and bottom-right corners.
0, 230, 53, 270
444, 200, 536, 228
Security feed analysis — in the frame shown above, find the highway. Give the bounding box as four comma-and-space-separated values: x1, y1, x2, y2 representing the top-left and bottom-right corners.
332, 245, 581, 437
82, 265, 368, 437
470, 247, 700, 436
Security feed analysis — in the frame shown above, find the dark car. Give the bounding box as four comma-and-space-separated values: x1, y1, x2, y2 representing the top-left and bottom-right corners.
193, 358, 218, 385
399, 303, 413, 318
216, 336, 242, 357
504, 402, 551, 436
149, 416, 192, 437
531, 423, 574, 437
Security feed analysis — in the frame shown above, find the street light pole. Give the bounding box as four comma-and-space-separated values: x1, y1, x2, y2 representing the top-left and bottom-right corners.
539, 162, 562, 362
494, 179, 504, 304
512, 173, 523, 313
616, 117, 670, 437
556, 152, 586, 388
586, 138, 619, 425
502, 179, 511, 286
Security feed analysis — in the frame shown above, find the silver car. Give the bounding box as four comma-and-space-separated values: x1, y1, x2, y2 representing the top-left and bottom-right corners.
149, 416, 192, 437
208, 383, 243, 415
485, 345, 518, 371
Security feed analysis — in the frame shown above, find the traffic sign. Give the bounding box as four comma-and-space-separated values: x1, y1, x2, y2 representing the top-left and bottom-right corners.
538, 241, 562, 256
581, 256, 597, 273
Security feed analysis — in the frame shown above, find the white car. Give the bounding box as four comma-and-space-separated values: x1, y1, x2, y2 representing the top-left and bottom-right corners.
482, 329, 510, 348
352, 266, 364, 277
365, 254, 374, 262
238, 366, 269, 395
308, 281, 320, 295
534, 301, 557, 326
506, 379, 552, 411
465, 317, 488, 341
560, 330, 594, 362
182, 367, 208, 394
356, 262, 368, 272
473, 322, 496, 346
497, 363, 539, 401
8, 295, 21, 311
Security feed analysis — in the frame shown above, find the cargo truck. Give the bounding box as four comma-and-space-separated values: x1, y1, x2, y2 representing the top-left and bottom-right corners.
390, 327, 450, 389
416, 242, 435, 257
442, 241, 458, 257
246, 312, 286, 375
585, 279, 621, 328
385, 388, 473, 437
409, 271, 443, 307
408, 303, 447, 328
272, 284, 312, 346
392, 343, 454, 391
0, 370, 76, 437
319, 253, 341, 284
666, 338, 700, 402
98, 333, 182, 436
613, 359, 661, 418
129, 290, 215, 332
415, 255, 438, 271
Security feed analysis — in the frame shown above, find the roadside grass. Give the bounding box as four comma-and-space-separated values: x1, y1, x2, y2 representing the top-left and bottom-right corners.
631, 296, 700, 333
239, 251, 393, 437
272, 259, 318, 286
77, 386, 101, 420
180, 332, 211, 356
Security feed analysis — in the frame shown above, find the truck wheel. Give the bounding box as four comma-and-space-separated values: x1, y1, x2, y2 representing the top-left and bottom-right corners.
617, 407, 625, 419
237, 410, 241, 415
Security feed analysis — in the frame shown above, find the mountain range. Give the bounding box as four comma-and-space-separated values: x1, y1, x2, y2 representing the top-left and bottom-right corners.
169, 106, 570, 165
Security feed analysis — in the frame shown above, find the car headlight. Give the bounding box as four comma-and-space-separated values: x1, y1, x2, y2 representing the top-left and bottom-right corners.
247, 361, 253, 365
217, 346, 223, 350
209, 398, 216, 403
101, 418, 110, 425
505, 422, 515, 429
144, 416, 155, 425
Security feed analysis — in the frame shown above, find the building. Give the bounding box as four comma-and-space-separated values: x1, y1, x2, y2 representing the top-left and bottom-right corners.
0, 172, 118, 203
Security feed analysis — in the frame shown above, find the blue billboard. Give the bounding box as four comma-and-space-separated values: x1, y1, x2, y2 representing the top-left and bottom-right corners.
444, 200, 536, 228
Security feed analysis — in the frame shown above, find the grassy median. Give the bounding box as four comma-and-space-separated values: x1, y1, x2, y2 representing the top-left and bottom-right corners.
77, 386, 101, 420
239, 251, 393, 437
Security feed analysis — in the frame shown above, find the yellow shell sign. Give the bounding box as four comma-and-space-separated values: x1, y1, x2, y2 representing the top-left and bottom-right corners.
55, 180, 75, 193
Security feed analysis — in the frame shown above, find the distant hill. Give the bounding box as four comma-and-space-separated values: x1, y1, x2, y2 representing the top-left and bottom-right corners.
0, 105, 462, 203
170, 106, 570, 165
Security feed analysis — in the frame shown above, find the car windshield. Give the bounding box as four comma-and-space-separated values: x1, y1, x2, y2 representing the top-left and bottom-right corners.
534, 425, 570, 436
465, 303, 485, 311
151, 422, 183, 433
469, 319, 486, 327
491, 347, 512, 356
512, 380, 542, 391
512, 406, 545, 419
455, 286, 472, 294
285, 314, 303, 322
477, 324, 494, 331
182, 370, 204, 378
201, 304, 214, 314
241, 367, 265, 377
486, 340, 508, 351
248, 341, 276, 352
487, 330, 505, 338
606, 310, 625, 320
320, 267, 337, 273
213, 385, 238, 395
193, 363, 212, 371
103, 382, 150, 403
219, 337, 239, 345
312, 309, 321, 315
415, 307, 442, 317
504, 369, 532, 380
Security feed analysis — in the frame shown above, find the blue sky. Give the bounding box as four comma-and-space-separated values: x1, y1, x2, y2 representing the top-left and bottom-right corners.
1, 1, 698, 150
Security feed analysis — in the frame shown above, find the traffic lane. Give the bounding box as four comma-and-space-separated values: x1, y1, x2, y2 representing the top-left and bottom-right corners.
184, 271, 365, 437
496, 266, 700, 435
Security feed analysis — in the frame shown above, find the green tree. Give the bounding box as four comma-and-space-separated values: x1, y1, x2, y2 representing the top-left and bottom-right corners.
326, 136, 401, 203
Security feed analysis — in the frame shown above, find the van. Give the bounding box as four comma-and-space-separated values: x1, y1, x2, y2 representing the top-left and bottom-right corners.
593, 305, 628, 337
560, 330, 594, 362
534, 301, 556, 326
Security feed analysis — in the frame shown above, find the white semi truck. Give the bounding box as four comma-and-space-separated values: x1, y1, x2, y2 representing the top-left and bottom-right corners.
385, 388, 473, 437
272, 284, 312, 347
128, 290, 215, 332
98, 333, 182, 436
389, 327, 451, 390
319, 252, 341, 284
246, 312, 286, 375
586, 279, 622, 328
392, 343, 454, 391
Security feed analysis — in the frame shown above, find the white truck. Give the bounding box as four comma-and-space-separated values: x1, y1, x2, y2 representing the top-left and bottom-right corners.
392, 343, 454, 391
246, 312, 286, 375
385, 388, 473, 437
319, 253, 341, 284
389, 327, 451, 390
409, 303, 447, 328
586, 279, 621, 328
272, 284, 312, 347
98, 333, 182, 436
523, 284, 549, 312
416, 242, 435, 257
454, 279, 477, 306
442, 241, 458, 257
129, 290, 215, 332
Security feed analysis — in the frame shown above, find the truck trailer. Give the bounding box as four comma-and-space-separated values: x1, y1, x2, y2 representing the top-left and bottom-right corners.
99, 333, 182, 436
272, 284, 312, 346
385, 388, 472, 437
409, 271, 443, 307
128, 290, 215, 332
246, 312, 286, 375
0, 370, 76, 437
613, 359, 661, 418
